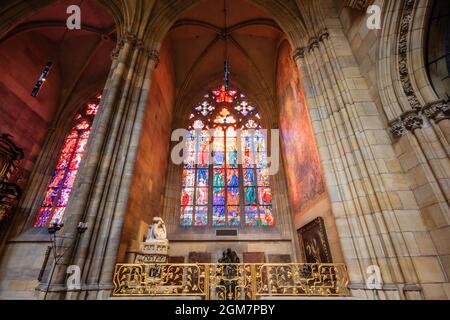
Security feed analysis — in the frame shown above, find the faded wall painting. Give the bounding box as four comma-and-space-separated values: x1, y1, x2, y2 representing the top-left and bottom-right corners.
276, 41, 325, 215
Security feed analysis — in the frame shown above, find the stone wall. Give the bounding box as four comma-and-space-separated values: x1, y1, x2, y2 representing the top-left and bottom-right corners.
276, 39, 344, 263
0, 32, 61, 185
118, 40, 175, 262
334, 0, 450, 299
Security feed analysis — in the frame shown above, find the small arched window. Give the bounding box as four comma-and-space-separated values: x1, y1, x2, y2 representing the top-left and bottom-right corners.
34, 94, 101, 227
426, 0, 450, 101
180, 86, 274, 227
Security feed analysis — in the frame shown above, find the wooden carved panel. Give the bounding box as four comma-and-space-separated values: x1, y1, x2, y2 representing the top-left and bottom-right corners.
298, 217, 333, 263
0, 134, 23, 223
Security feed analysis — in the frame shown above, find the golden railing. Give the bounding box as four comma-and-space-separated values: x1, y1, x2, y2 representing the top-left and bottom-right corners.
112, 263, 350, 300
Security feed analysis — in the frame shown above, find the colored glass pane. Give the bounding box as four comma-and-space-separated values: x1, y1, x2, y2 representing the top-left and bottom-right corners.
259, 206, 274, 226
195, 207, 208, 226
179, 86, 273, 228
180, 206, 193, 226
63, 170, 77, 188
196, 168, 208, 187
49, 171, 65, 188
195, 187, 208, 205
245, 205, 259, 226
35, 208, 52, 227
56, 153, 71, 170
34, 94, 101, 227
227, 206, 240, 226
213, 188, 225, 206
258, 187, 272, 205
181, 188, 194, 206
227, 187, 240, 205
213, 206, 226, 226
75, 139, 88, 153
62, 139, 77, 154
182, 169, 195, 187
86, 103, 99, 115
243, 168, 256, 186
256, 169, 270, 186
244, 187, 257, 205
42, 188, 58, 207
226, 169, 239, 187
213, 169, 225, 187
69, 153, 83, 170
57, 189, 72, 207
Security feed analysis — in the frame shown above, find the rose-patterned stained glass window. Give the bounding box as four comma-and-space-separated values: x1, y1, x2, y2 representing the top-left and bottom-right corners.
180, 86, 274, 227
34, 94, 101, 227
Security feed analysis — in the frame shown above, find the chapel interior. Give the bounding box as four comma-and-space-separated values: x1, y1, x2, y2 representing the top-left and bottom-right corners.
0, 0, 449, 300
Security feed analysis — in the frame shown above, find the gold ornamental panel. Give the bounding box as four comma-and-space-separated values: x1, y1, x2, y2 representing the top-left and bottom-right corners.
112, 263, 350, 300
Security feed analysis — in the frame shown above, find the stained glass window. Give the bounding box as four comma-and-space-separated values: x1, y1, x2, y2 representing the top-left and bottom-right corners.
180, 86, 274, 227
34, 94, 101, 227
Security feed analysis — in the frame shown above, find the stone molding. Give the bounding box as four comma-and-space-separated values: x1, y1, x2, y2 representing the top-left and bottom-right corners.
398, 0, 422, 111
110, 31, 160, 64
389, 110, 422, 137
389, 100, 450, 137
422, 100, 450, 123
293, 28, 330, 61
343, 0, 375, 11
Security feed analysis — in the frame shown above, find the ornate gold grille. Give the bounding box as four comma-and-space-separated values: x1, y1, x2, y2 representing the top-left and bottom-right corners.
112, 263, 350, 299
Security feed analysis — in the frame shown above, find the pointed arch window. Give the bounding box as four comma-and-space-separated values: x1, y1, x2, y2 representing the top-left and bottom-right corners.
180, 86, 274, 227
34, 94, 101, 227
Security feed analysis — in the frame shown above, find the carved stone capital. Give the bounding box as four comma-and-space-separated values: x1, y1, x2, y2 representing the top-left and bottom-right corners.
293, 47, 306, 61
308, 37, 319, 51
389, 118, 408, 137
147, 49, 160, 65
111, 32, 137, 60
389, 110, 423, 137
422, 100, 450, 123
111, 32, 160, 67
403, 110, 423, 131
110, 41, 124, 60
318, 28, 330, 41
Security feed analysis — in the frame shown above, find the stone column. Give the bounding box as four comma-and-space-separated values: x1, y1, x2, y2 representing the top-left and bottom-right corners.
380, 0, 450, 299
38, 32, 160, 300
293, 27, 428, 299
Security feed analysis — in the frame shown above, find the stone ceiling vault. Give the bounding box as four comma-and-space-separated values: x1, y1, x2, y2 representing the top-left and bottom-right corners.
166, 0, 286, 128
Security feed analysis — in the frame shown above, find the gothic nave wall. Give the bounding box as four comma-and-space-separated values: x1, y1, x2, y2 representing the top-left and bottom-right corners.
161, 147, 298, 262
276, 39, 344, 264
0, 32, 62, 187
0, 0, 448, 301
335, 0, 450, 299
0, 0, 117, 300
118, 39, 175, 262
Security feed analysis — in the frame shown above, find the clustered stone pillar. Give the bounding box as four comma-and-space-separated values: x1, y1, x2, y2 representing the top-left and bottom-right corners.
293, 27, 427, 299
38, 32, 160, 300
381, 0, 450, 298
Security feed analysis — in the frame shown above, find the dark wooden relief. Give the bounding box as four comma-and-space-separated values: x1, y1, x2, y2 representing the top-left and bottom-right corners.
0, 134, 24, 223
298, 217, 333, 263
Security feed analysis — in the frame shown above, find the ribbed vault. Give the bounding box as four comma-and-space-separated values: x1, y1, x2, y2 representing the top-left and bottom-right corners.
165, 0, 287, 128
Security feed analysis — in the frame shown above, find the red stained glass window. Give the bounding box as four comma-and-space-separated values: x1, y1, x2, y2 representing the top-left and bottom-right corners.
34, 94, 101, 227
180, 86, 273, 227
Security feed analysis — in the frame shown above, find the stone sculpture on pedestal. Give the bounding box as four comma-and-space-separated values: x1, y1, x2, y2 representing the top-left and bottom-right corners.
128, 217, 169, 264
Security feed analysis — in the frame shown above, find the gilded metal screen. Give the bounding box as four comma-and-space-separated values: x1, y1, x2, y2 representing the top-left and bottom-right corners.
113, 263, 349, 300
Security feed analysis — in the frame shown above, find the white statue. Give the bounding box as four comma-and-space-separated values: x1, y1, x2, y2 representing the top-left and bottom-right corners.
145, 217, 167, 242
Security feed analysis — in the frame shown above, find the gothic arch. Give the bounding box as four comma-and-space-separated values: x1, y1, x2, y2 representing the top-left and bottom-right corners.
0, 0, 119, 257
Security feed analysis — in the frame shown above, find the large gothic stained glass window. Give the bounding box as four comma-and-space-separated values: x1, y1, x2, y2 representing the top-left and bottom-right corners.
180, 86, 274, 227
34, 94, 101, 227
